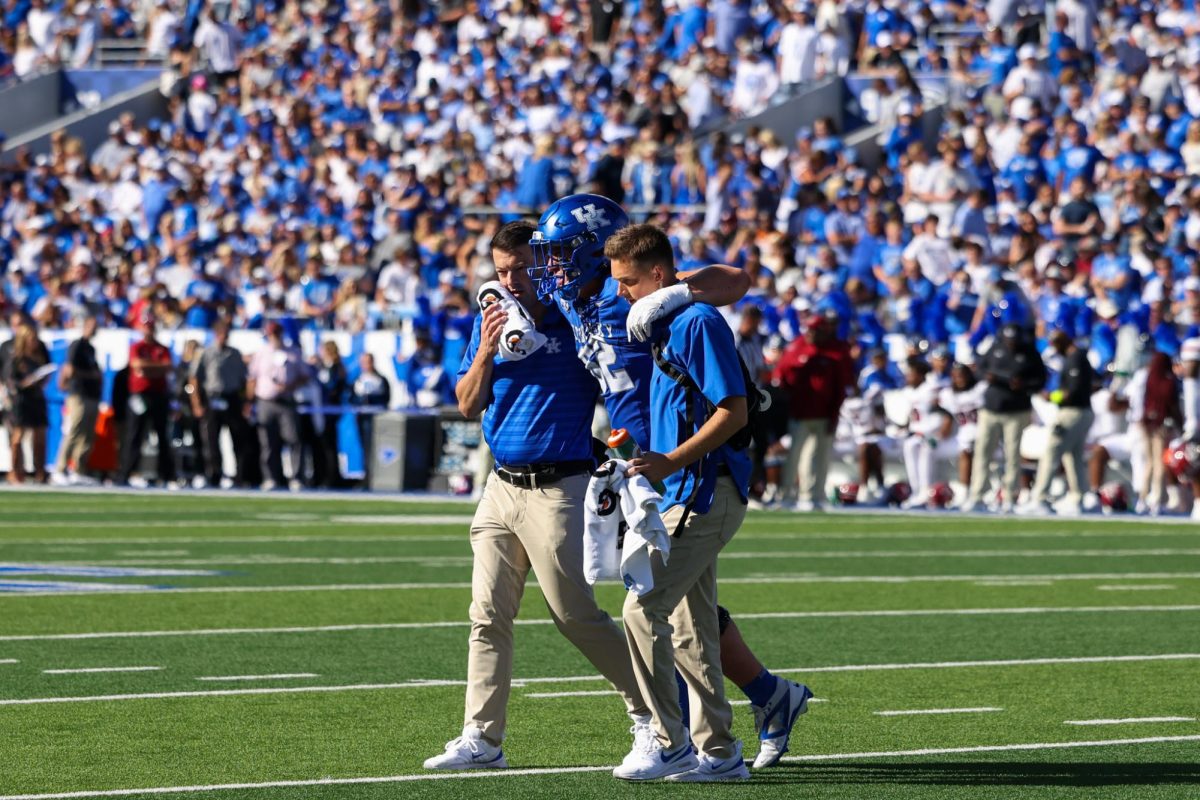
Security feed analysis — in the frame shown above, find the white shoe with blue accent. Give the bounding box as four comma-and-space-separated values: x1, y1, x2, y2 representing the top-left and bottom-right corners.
752, 680, 812, 768
666, 739, 751, 782
423, 727, 508, 770
612, 732, 699, 781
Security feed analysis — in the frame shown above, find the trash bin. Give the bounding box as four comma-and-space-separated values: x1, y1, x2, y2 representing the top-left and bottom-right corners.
369, 411, 438, 491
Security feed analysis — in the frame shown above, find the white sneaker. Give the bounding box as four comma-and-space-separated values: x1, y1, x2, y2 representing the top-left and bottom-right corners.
751, 680, 812, 768
423, 727, 508, 770
667, 740, 751, 782
1135, 500, 1149, 516
288, 479, 304, 492
792, 500, 815, 513
612, 734, 698, 781
959, 499, 986, 513
1191, 505, 1200, 521
191, 475, 209, 489
999, 501, 1015, 515
261, 480, 278, 492
51, 472, 71, 487
128, 476, 149, 489
1082, 492, 1100, 512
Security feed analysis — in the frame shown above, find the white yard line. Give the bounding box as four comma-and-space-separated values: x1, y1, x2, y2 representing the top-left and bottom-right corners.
2, 653, 1197, 706
0, 659, 18, 664
874, 707, 1003, 716
43, 667, 162, 675
719, 548, 1200, 559
1064, 717, 1196, 726
6, 605, 1200, 641
46, 548, 1200, 568
8, 573, 1200, 598
195, 674, 318, 682
1096, 585, 1177, 591
780, 734, 1200, 762
1, 735, 1199, 799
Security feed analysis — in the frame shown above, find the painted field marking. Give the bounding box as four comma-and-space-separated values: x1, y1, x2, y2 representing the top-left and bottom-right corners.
779, 734, 1200, 762
56, 547, 1200, 569
0, 659, 18, 664
874, 707, 1003, 717
195, 674, 319, 682
1, 736, 1198, 799
2, 653, 1197, 706
43, 667, 162, 675
5, 525, 1200, 547
1064, 716, 1196, 726
719, 548, 1200, 559
1096, 585, 1177, 591
115, 551, 191, 557
7, 573, 1200, 598
328, 515, 474, 525
6, 605, 1200, 641
974, 580, 1054, 587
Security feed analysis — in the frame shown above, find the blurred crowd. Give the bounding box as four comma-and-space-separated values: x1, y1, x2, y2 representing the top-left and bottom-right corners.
1, 308, 415, 489
4, 0, 1200, 509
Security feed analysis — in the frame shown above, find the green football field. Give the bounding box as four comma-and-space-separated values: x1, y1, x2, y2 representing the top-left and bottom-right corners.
2, 490, 1199, 800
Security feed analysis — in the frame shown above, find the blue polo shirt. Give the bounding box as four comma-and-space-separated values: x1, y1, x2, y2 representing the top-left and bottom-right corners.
458, 306, 598, 466
649, 303, 751, 513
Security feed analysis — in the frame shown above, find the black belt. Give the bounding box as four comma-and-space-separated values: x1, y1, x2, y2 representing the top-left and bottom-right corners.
494, 460, 593, 489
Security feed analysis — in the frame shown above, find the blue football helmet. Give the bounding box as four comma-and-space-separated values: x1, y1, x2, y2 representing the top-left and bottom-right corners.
530, 193, 629, 303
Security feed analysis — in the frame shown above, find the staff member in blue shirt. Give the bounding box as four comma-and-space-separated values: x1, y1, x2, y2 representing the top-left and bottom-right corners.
606, 224, 753, 782
424, 222, 651, 772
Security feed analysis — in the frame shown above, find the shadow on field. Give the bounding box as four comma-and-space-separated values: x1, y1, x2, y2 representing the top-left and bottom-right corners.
751, 763, 1200, 787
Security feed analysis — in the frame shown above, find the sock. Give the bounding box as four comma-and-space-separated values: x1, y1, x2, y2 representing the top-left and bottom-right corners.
675, 670, 690, 726
740, 668, 779, 707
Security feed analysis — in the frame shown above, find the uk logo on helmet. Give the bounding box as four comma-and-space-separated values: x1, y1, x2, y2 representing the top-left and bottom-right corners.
570, 204, 611, 231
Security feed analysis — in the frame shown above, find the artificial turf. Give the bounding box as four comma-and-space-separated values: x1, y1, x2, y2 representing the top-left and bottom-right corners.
1, 490, 1198, 799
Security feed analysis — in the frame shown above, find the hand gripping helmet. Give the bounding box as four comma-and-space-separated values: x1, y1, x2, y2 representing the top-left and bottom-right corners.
530, 193, 629, 303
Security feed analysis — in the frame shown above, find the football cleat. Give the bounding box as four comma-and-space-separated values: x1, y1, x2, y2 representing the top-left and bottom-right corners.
423, 727, 508, 770
751, 680, 813, 768
666, 740, 751, 782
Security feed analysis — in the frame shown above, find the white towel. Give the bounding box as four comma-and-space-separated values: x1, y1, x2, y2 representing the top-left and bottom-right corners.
584, 459, 670, 596
476, 281, 546, 361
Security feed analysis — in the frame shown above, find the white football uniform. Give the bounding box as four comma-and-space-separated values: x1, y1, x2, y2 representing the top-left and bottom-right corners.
939, 383, 987, 452
902, 381, 955, 499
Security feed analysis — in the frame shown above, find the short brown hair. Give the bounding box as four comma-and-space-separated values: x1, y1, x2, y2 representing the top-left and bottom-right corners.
490, 221, 536, 255
603, 224, 675, 272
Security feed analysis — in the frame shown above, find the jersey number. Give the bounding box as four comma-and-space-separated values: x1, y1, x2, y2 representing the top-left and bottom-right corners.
591, 341, 634, 394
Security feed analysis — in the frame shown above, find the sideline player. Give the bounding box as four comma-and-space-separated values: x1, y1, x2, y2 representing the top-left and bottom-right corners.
608, 223, 752, 781
530, 194, 810, 769
424, 222, 653, 770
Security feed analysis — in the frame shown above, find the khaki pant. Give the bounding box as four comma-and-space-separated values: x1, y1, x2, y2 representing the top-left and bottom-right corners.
968, 409, 1028, 505
1135, 423, 1168, 513
56, 395, 99, 473
622, 477, 745, 759
466, 471, 647, 746
1030, 407, 1093, 505
781, 418, 832, 505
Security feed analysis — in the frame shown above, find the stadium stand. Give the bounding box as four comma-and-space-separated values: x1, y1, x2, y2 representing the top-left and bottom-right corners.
0, 0, 1199, 518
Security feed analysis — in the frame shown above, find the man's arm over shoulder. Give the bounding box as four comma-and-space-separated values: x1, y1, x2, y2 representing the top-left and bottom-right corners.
678, 264, 752, 307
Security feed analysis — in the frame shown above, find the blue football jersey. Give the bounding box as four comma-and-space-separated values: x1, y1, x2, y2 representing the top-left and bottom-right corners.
556, 277, 655, 450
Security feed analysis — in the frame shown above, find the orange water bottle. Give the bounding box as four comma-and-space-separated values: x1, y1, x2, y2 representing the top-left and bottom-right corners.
607, 428, 666, 493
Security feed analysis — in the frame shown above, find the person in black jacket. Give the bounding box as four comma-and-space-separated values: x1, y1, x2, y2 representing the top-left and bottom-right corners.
301, 340, 348, 489
351, 352, 391, 488
964, 323, 1047, 514
1023, 331, 1098, 514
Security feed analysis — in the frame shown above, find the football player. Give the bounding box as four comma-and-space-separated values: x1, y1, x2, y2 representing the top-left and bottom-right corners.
530, 194, 811, 769
937, 362, 988, 498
